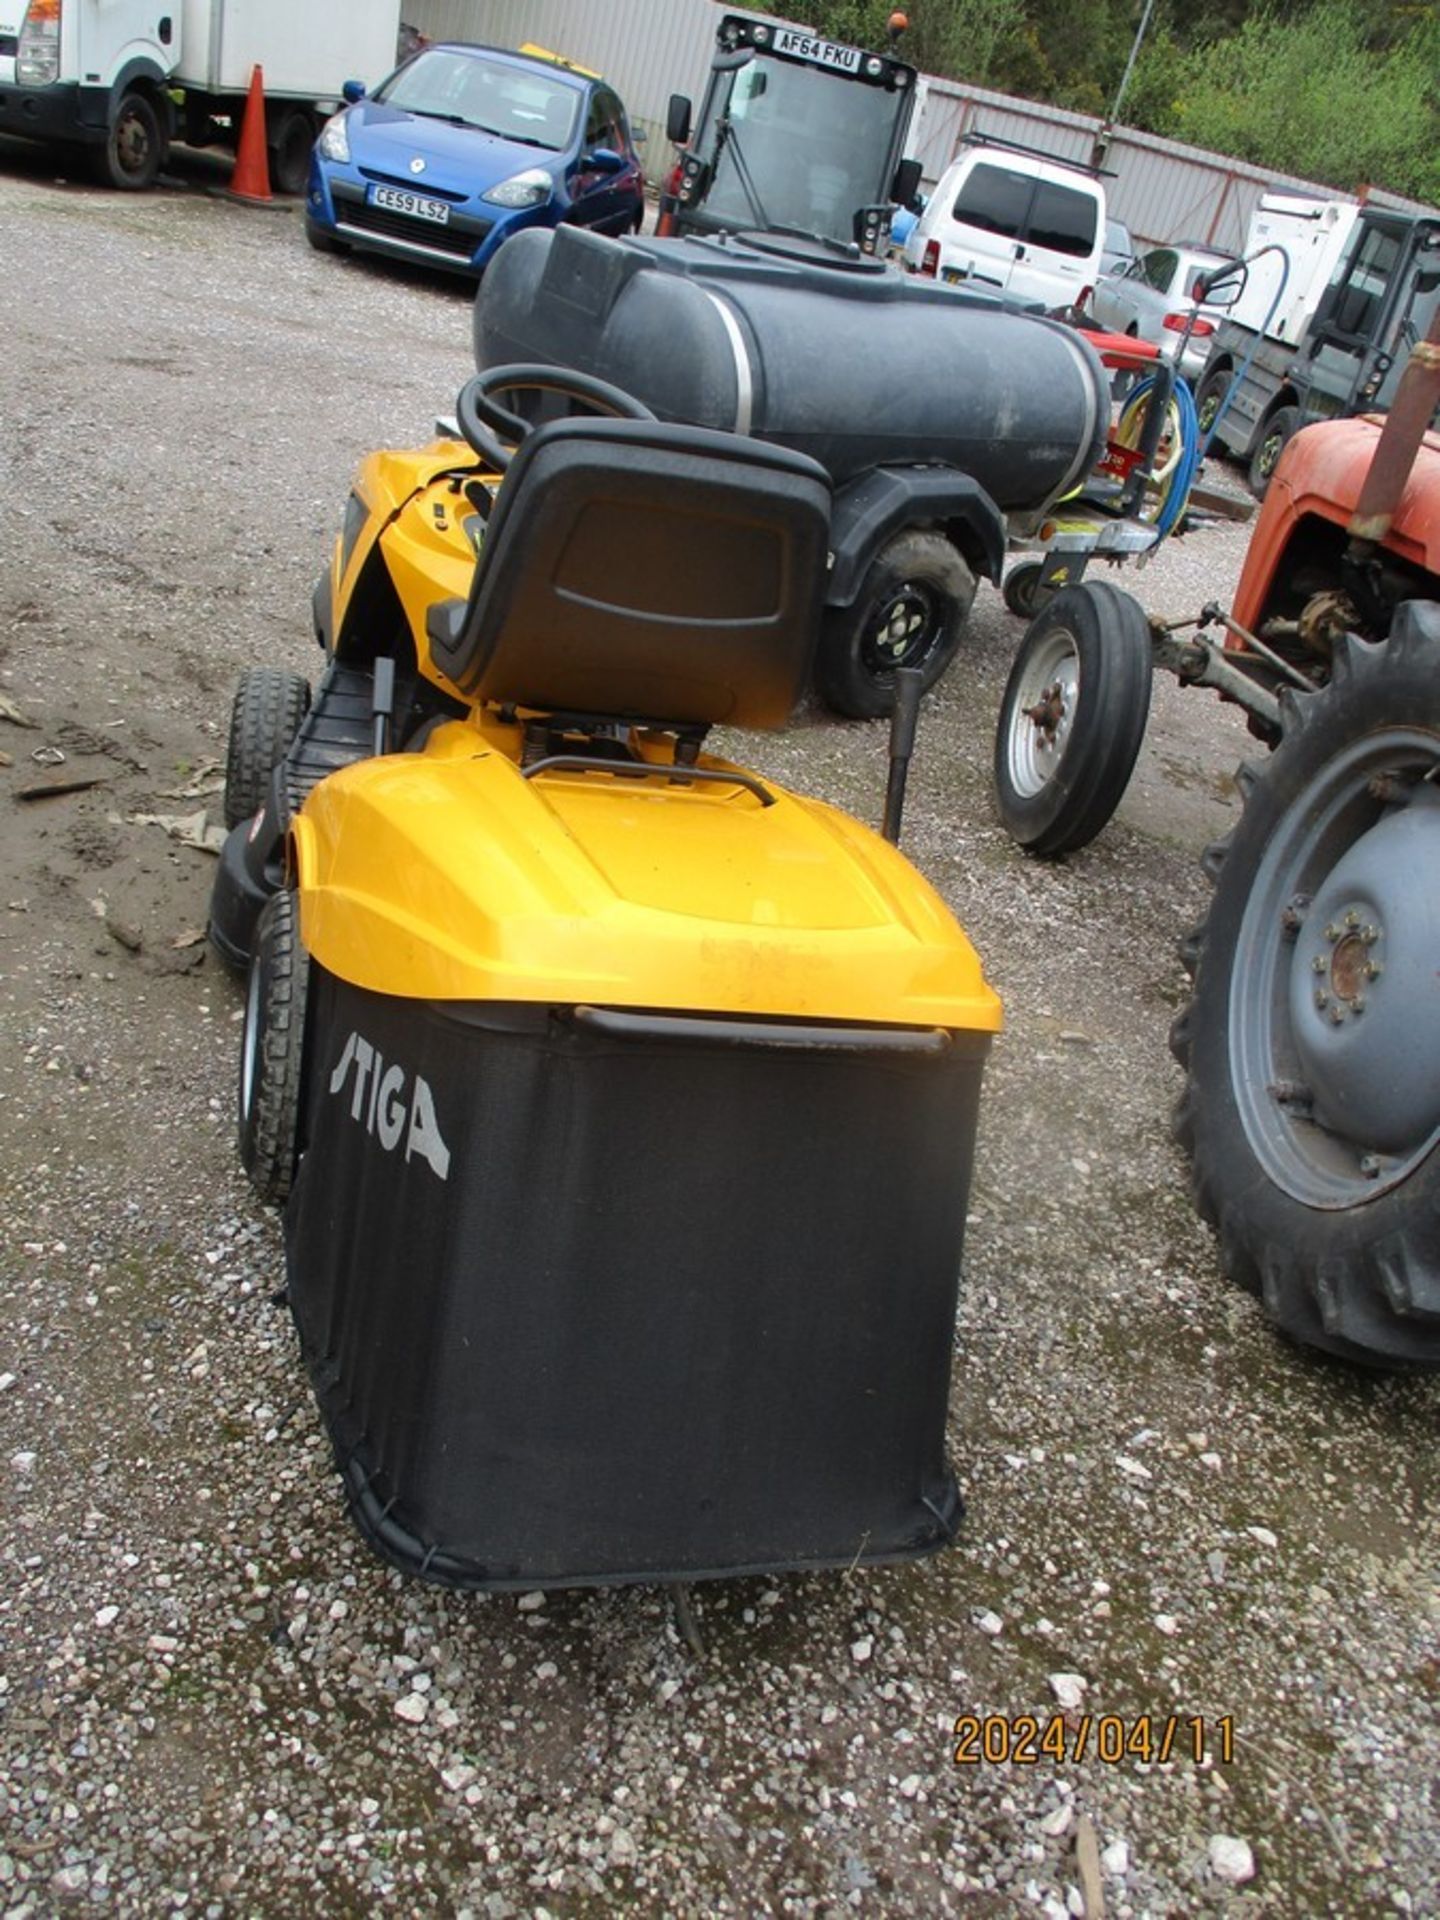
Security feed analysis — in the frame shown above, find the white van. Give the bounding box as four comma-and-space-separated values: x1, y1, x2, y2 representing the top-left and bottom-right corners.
903, 140, 1106, 311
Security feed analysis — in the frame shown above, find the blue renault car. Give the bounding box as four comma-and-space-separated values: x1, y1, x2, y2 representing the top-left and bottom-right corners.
305, 43, 646, 276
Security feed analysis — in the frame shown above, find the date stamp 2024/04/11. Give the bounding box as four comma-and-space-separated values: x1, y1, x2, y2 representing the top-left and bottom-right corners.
953, 1714, 1236, 1767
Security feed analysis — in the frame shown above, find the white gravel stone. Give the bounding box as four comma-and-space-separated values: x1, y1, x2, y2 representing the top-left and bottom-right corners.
1209, 1835, 1256, 1885
1101, 1840, 1129, 1876
395, 1694, 428, 1724
1048, 1672, 1088, 1709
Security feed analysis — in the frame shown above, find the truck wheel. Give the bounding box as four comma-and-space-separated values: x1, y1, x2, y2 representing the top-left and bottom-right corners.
815, 532, 976, 720
1002, 560, 1052, 621
239, 891, 309, 1207
1171, 607, 1440, 1368
1247, 404, 1301, 498
1194, 366, 1231, 440
993, 581, 1152, 856
267, 107, 316, 196
94, 90, 164, 191
224, 667, 310, 828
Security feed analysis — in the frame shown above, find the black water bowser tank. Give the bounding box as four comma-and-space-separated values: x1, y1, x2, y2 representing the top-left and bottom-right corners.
472, 227, 1108, 515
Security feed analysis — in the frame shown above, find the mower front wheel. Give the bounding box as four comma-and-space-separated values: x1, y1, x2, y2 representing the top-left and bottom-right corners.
815, 532, 976, 720
993, 582, 1153, 856
239, 890, 309, 1207
224, 667, 310, 828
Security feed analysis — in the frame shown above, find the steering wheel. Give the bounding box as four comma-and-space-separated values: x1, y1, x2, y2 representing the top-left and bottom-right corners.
456, 363, 656, 471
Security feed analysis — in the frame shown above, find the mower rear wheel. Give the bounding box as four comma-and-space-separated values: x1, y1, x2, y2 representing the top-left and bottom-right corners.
993, 581, 1153, 856
239, 890, 309, 1207
224, 667, 310, 828
1171, 607, 1440, 1368
815, 531, 976, 720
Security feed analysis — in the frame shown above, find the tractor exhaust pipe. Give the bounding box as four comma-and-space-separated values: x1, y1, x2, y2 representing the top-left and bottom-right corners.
1347, 304, 1440, 553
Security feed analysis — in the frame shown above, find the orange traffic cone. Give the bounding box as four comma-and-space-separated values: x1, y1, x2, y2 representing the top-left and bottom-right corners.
230, 64, 272, 204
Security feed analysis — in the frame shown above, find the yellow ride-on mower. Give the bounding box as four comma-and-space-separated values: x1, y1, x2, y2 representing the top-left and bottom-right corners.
209, 367, 1001, 1591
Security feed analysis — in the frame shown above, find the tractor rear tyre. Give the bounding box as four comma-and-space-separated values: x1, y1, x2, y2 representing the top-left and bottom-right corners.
815, 532, 976, 720
224, 667, 310, 828
1171, 606, 1440, 1368
239, 891, 309, 1207
993, 581, 1153, 856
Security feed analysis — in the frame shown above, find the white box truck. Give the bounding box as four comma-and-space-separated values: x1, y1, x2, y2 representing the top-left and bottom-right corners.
1224, 191, 1361, 346
0, 0, 405, 193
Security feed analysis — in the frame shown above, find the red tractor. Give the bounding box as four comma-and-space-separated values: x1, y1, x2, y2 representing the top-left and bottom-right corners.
996, 311, 1440, 1368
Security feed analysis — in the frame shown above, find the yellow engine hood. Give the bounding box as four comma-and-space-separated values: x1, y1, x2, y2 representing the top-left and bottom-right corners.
291, 721, 1000, 1033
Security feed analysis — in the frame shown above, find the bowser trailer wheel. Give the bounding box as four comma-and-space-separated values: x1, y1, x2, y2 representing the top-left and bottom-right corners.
993, 581, 1152, 856
239, 891, 309, 1208
1171, 607, 1440, 1368
224, 667, 311, 828
815, 531, 976, 720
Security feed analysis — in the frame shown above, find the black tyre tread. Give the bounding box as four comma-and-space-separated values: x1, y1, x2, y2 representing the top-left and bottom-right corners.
239, 892, 308, 1207
814, 531, 976, 720
224, 667, 310, 828
993, 580, 1153, 857
1175, 608, 1440, 1368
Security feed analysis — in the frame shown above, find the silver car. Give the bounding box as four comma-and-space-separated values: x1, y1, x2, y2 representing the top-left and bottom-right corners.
1088, 241, 1232, 385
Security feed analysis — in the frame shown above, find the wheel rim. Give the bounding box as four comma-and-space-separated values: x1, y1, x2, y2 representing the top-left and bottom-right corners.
114, 108, 154, 179
1256, 427, 1286, 482
859, 582, 942, 678
1197, 386, 1225, 433
1230, 734, 1440, 1208
1003, 625, 1080, 799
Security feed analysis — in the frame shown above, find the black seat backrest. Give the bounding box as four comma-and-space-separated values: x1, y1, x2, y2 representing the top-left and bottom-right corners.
425, 415, 832, 730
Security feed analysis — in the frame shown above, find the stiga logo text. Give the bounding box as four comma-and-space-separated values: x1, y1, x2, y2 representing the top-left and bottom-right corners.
328, 1031, 451, 1182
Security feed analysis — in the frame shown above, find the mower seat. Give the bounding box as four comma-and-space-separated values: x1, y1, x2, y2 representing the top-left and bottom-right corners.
426, 415, 832, 730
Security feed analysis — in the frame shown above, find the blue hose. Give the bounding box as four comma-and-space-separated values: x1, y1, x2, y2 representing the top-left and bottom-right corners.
1117, 371, 1203, 540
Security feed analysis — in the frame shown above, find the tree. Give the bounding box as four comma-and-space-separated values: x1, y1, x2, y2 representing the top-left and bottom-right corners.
1128, 1, 1440, 201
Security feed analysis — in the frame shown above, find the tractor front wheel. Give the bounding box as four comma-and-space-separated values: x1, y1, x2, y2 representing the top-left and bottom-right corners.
993, 581, 1153, 856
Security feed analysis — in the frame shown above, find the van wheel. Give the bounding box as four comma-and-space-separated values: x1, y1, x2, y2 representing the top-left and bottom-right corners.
816, 532, 976, 720
94, 90, 164, 191
239, 891, 309, 1207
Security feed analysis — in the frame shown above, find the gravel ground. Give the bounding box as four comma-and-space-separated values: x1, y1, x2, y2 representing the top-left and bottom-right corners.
1, 146, 1437, 1919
